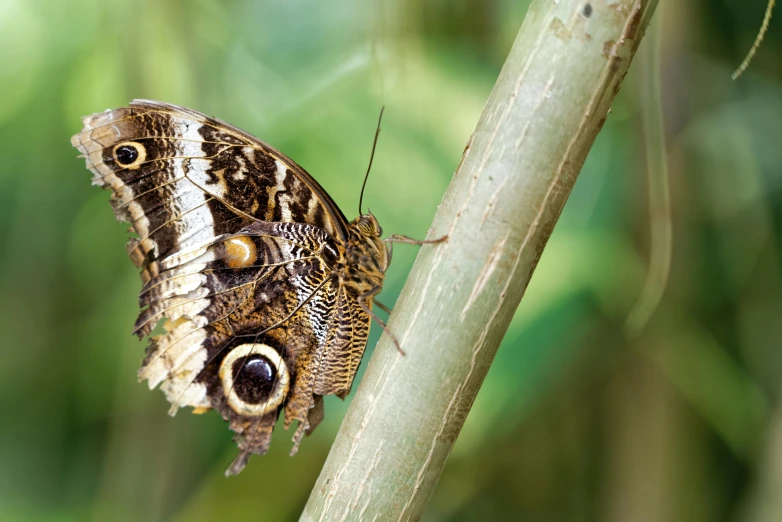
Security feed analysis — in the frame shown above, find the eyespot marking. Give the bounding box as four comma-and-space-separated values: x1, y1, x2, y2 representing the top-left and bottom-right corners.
222, 235, 258, 269
232, 355, 276, 404
219, 343, 289, 416
112, 141, 147, 170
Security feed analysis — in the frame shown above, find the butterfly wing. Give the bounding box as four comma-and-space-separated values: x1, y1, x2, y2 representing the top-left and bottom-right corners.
72, 101, 370, 473
71, 99, 349, 283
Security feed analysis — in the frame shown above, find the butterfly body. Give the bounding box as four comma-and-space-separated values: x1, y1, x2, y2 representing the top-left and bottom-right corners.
71, 100, 391, 475
342, 214, 388, 295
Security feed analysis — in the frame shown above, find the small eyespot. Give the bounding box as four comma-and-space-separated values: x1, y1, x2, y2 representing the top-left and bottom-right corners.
112, 141, 146, 169
115, 145, 137, 164
222, 235, 258, 269
219, 343, 289, 416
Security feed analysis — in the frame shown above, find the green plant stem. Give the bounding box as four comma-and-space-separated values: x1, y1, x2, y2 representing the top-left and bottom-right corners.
301, 1, 659, 520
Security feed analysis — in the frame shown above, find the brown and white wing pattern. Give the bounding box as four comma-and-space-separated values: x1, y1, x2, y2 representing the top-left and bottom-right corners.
71, 101, 374, 475
135, 220, 367, 474
70, 99, 348, 284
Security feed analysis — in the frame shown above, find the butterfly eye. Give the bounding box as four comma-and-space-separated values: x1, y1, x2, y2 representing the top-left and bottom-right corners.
357, 218, 372, 235
219, 343, 290, 416
357, 215, 382, 236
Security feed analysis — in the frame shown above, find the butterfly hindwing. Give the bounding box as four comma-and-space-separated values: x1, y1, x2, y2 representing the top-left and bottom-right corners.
140, 221, 360, 467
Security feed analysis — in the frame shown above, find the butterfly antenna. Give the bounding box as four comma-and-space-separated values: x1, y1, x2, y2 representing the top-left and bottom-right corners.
359, 106, 385, 216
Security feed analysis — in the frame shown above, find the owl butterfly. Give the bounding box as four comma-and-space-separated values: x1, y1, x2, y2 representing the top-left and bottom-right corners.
71, 100, 440, 475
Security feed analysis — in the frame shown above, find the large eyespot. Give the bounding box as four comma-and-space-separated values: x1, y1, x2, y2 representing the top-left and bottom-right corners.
221, 235, 257, 269
219, 344, 289, 416
112, 141, 147, 170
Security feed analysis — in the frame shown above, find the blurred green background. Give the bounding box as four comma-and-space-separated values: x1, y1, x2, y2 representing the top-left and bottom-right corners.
1, 0, 781, 520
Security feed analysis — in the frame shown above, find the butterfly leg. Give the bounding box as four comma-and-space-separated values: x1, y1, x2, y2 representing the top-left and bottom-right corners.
374, 300, 393, 315
384, 233, 448, 246
382, 233, 446, 272
359, 286, 406, 356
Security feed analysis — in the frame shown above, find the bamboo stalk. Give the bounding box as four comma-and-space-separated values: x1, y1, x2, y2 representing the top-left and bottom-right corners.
302, 1, 659, 520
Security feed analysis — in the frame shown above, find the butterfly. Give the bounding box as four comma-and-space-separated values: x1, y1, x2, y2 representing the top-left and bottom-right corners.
71, 100, 441, 475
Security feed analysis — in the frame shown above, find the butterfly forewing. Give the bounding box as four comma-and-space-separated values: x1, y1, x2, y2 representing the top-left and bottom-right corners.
71, 100, 377, 474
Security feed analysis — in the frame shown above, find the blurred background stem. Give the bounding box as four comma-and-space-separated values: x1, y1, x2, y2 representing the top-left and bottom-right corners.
732, 0, 776, 79
626, 17, 672, 335
745, 391, 782, 522
301, 1, 659, 520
